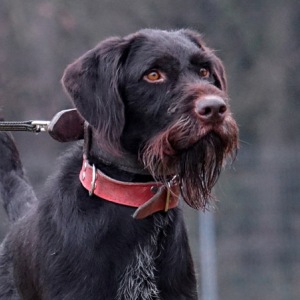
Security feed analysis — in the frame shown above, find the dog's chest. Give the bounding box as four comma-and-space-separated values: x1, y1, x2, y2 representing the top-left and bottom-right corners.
115, 215, 169, 300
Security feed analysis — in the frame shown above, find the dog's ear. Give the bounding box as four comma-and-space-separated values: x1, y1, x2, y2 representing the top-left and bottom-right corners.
62, 37, 129, 153
181, 29, 227, 92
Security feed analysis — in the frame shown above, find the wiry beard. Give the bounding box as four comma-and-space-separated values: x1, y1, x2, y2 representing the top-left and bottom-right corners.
141, 116, 238, 209
178, 134, 227, 209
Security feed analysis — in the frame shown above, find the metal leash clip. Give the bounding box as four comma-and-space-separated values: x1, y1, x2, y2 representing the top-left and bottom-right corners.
30, 121, 50, 133
0, 109, 84, 142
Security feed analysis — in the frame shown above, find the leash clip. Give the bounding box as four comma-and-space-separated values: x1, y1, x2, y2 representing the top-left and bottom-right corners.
31, 121, 50, 133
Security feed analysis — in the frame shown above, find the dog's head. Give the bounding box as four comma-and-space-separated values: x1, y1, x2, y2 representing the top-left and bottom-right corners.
62, 29, 238, 209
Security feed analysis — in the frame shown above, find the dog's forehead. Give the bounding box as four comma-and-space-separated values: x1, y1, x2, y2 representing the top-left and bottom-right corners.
140, 30, 199, 50
127, 30, 205, 66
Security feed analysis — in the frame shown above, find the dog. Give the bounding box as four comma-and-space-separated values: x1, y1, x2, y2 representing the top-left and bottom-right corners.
0, 29, 238, 300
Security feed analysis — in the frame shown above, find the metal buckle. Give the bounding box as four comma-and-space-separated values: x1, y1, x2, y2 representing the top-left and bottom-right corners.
81, 160, 87, 181
89, 164, 97, 196
165, 175, 179, 212
165, 186, 171, 212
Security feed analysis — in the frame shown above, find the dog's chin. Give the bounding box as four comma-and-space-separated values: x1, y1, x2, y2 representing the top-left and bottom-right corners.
142, 127, 238, 210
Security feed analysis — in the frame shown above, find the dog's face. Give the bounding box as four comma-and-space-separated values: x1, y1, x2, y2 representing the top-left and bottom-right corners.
62, 29, 238, 209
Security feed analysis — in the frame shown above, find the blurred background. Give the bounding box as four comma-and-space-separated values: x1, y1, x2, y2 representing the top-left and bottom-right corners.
0, 0, 299, 299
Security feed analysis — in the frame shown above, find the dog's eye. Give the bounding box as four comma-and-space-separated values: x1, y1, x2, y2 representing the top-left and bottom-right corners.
143, 70, 165, 83
199, 68, 210, 78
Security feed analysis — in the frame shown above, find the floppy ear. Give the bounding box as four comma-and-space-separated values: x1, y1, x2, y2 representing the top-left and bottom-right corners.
62, 37, 129, 153
181, 29, 227, 92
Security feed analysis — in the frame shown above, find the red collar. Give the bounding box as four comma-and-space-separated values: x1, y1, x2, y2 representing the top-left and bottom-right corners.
79, 157, 180, 219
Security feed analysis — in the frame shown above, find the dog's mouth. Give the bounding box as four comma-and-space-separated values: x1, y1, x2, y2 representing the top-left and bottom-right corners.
141, 115, 238, 209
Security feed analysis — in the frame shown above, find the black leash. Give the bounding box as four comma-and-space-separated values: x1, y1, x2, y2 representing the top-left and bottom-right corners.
0, 109, 84, 142
0, 120, 50, 133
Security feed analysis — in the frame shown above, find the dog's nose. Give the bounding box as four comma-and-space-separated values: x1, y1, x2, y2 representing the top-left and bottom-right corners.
195, 96, 227, 122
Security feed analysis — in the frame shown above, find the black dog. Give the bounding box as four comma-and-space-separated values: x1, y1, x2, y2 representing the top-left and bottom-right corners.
0, 29, 238, 299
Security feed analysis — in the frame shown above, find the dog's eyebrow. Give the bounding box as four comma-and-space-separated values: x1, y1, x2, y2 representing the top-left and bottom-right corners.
190, 52, 213, 66
143, 54, 180, 71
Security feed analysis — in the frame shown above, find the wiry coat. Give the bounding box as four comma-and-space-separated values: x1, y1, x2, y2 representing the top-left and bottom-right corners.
0, 29, 238, 300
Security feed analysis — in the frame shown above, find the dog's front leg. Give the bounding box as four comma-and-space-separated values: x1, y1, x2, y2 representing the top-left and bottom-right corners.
0, 238, 21, 300
0, 132, 37, 222
157, 210, 198, 300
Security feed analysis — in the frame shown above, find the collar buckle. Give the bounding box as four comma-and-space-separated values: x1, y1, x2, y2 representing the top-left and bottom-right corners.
89, 164, 97, 196
165, 175, 179, 212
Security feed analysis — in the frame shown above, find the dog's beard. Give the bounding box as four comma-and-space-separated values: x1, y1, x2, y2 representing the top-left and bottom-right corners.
142, 116, 238, 209
178, 134, 226, 209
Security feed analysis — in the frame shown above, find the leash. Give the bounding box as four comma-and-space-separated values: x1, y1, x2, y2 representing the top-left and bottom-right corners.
0, 109, 84, 142
0, 120, 50, 133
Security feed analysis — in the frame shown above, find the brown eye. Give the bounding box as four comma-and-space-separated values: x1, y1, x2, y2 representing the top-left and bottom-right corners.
199, 68, 210, 78
144, 70, 165, 83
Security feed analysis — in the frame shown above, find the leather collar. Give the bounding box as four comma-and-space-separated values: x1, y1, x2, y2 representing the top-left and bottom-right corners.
45, 111, 180, 218
79, 157, 180, 219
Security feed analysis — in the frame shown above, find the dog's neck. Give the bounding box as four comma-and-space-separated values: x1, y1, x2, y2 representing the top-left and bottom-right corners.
89, 147, 154, 182
85, 125, 153, 182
